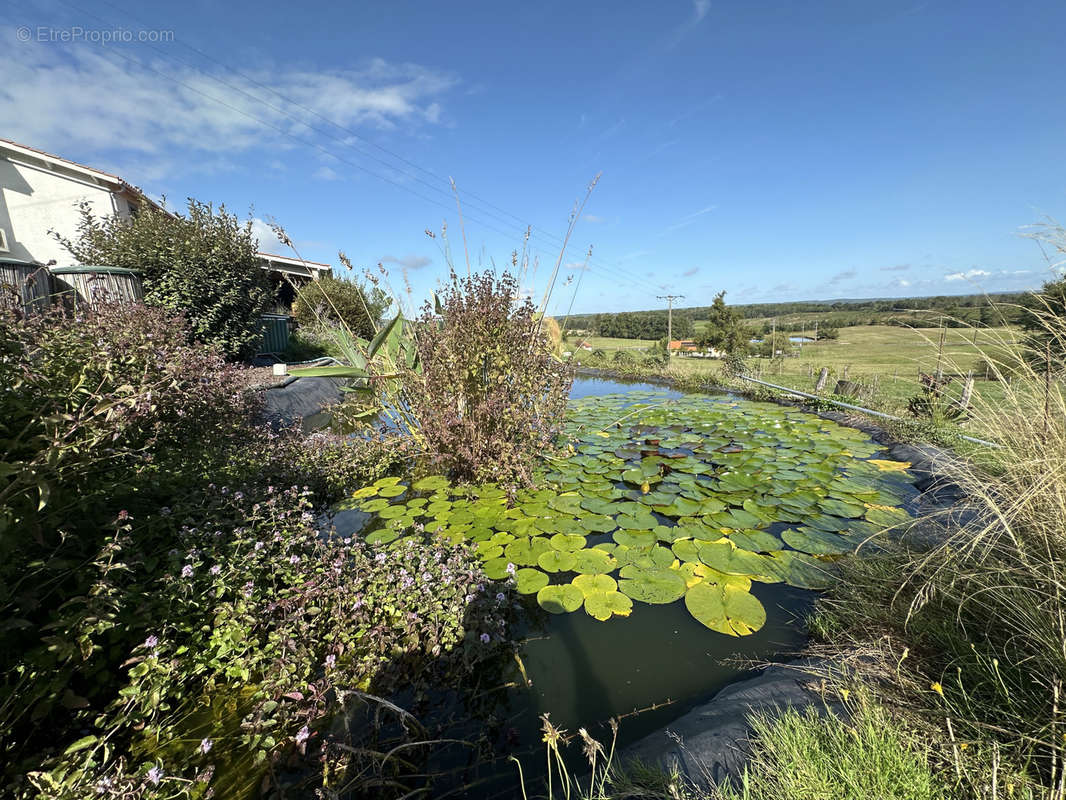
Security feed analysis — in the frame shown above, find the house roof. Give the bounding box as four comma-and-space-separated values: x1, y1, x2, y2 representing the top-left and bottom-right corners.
256, 252, 330, 271
0, 139, 151, 200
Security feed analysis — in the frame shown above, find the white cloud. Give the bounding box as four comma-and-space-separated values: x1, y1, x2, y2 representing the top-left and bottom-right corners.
693, 0, 712, 22
250, 218, 287, 252
313, 166, 339, 181
945, 269, 991, 281
1, 33, 458, 178
381, 254, 432, 270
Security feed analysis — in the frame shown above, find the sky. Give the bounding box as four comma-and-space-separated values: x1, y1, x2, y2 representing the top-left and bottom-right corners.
4, 0, 1066, 315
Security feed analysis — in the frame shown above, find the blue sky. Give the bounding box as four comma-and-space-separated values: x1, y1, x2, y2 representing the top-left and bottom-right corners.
5, 0, 1066, 314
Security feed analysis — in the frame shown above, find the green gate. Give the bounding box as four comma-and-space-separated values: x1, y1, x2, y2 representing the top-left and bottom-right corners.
259, 314, 291, 354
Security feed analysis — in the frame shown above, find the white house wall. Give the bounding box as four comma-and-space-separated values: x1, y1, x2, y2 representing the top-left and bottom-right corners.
0, 157, 126, 266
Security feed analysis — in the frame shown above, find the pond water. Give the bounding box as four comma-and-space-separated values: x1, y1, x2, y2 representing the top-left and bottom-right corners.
326, 375, 918, 796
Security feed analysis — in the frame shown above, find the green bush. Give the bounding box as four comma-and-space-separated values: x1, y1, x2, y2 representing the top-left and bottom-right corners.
291, 274, 390, 340
407, 270, 573, 488
57, 199, 271, 360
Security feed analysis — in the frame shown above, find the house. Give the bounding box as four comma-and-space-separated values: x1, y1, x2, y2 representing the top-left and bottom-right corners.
668, 339, 699, 353
0, 139, 329, 293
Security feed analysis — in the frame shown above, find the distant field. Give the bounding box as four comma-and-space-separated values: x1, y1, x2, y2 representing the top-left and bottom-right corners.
569, 335, 655, 351
667, 325, 1020, 413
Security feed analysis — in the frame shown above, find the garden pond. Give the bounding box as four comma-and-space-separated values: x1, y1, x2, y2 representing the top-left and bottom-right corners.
326, 376, 918, 795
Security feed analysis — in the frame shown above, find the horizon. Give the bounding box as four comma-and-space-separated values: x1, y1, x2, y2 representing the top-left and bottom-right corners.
5, 0, 1065, 315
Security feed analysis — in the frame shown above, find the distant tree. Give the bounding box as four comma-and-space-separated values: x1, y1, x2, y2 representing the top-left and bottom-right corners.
292, 274, 391, 340
816, 325, 839, 340
697, 291, 750, 354
1020, 277, 1066, 370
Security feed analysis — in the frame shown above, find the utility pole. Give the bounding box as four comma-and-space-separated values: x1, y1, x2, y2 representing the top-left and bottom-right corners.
657, 294, 685, 345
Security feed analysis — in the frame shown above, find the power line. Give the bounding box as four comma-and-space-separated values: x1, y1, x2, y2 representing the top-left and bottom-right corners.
657, 294, 685, 343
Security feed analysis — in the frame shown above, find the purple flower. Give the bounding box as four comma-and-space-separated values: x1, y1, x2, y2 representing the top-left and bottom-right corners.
242, 581, 254, 598
496, 592, 506, 603
144, 634, 159, 649
209, 565, 221, 576
324, 654, 336, 669
160, 506, 171, 515
117, 509, 129, 521
254, 541, 265, 551
199, 738, 213, 754
289, 554, 301, 564
465, 594, 474, 603
505, 563, 517, 575
234, 491, 244, 501
480, 633, 491, 643
375, 552, 387, 563
295, 725, 311, 745
181, 564, 194, 579
146, 765, 163, 786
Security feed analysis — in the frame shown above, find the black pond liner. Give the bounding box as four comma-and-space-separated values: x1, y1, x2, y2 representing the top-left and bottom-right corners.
316, 375, 920, 799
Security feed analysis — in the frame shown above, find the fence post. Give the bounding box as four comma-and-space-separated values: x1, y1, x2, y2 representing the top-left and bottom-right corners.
842, 365, 850, 381
960, 371, 974, 411
815, 367, 829, 392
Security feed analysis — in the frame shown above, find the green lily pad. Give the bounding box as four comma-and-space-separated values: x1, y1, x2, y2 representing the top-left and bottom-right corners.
781, 527, 855, 556
483, 557, 516, 580
728, 529, 782, 553
580, 514, 617, 533
514, 568, 549, 594
572, 573, 618, 596
378, 505, 407, 520
618, 567, 687, 604
614, 529, 656, 548
538, 549, 578, 573
571, 548, 618, 574
549, 533, 586, 551
536, 584, 585, 613
351, 485, 378, 499
412, 475, 451, 492
584, 591, 633, 621
684, 582, 766, 636
365, 528, 399, 545
360, 498, 391, 513
378, 484, 407, 498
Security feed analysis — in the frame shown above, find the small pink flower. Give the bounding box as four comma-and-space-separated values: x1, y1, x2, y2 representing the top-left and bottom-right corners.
199, 738, 213, 754
295, 725, 310, 745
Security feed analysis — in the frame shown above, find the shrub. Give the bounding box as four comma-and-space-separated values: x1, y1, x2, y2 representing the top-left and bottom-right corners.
406, 270, 573, 488
56, 199, 271, 360
291, 274, 390, 340
20, 486, 513, 799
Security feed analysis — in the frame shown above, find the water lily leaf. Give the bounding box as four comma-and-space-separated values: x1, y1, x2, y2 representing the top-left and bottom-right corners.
697, 541, 780, 581
580, 497, 617, 515
627, 545, 675, 570
483, 557, 515, 580
672, 539, 700, 562
580, 514, 617, 533
572, 573, 617, 596
728, 529, 781, 553
505, 538, 552, 566
767, 550, 836, 589
378, 505, 407, 520
514, 568, 549, 595
360, 498, 391, 513
618, 567, 687, 604
549, 494, 585, 515
378, 484, 407, 498
413, 475, 451, 491
865, 505, 911, 527
538, 549, 578, 573
584, 590, 633, 620
365, 528, 399, 545
616, 513, 657, 531
550, 533, 586, 551
781, 527, 855, 556
352, 485, 378, 499
373, 476, 403, 487
614, 529, 656, 548
571, 548, 618, 574
869, 459, 911, 472
684, 582, 766, 636
476, 541, 504, 559
818, 497, 866, 518
537, 583, 585, 613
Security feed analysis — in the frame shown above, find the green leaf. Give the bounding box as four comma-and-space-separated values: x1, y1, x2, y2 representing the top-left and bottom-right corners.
537, 584, 584, 613
618, 566, 687, 604
684, 582, 766, 636
368, 313, 402, 358
64, 735, 98, 755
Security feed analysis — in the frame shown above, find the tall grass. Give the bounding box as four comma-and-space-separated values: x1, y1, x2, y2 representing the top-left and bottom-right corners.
809, 281, 1066, 797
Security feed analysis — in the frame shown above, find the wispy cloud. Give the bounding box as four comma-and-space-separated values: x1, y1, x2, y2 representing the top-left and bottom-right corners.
251, 218, 287, 252
945, 269, 991, 281
693, 0, 712, 23
313, 166, 339, 181
662, 204, 717, 234
827, 269, 857, 285
1, 32, 458, 178
381, 254, 432, 270
682, 267, 700, 277
880, 263, 911, 272
583, 214, 606, 223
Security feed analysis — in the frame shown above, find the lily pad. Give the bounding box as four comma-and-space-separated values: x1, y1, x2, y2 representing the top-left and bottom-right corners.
572, 573, 618, 596
538, 549, 578, 573
618, 566, 687, 604
571, 548, 618, 574
781, 527, 855, 556
584, 590, 633, 620
537, 584, 585, 613
514, 568, 549, 595
684, 582, 766, 636
412, 475, 451, 492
